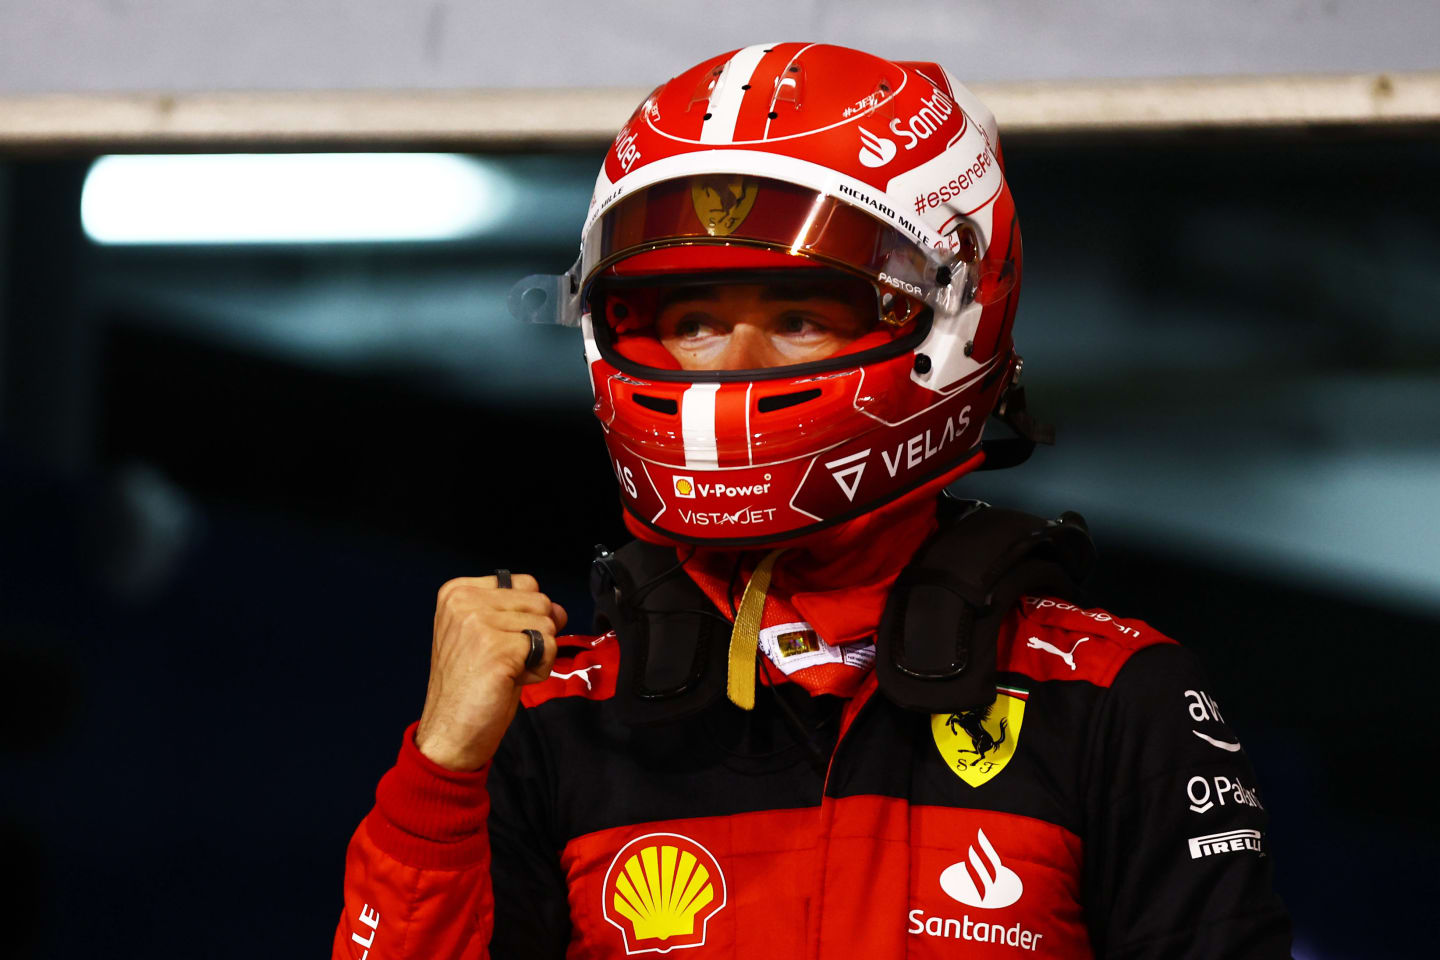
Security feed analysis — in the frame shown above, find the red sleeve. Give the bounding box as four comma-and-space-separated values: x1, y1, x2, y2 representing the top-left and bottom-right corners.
333, 722, 494, 960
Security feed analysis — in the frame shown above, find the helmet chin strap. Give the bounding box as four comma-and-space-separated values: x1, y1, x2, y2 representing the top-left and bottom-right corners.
977, 385, 1054, 471
977, 358, 1054, 472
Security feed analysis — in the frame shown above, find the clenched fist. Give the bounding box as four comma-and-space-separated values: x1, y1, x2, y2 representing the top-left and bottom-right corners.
414, 573, 568, 771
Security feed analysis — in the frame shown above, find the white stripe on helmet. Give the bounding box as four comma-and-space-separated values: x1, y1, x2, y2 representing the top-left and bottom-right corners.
681, 383, 722, 468
700, 44, 774, 145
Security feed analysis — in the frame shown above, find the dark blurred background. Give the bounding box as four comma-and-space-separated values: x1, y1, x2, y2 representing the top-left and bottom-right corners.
2, 131, 1437, 958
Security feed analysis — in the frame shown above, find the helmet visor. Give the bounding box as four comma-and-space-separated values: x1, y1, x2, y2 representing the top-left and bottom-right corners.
581, 174, 963, 311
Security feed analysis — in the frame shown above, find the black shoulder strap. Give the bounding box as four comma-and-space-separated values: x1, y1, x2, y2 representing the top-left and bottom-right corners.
592, 500, 1096, 722
592, 541, 730, 725
874, 500, 1096, 714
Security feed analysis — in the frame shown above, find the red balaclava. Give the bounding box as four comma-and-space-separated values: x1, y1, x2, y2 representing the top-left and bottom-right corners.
624, 456, 983, 699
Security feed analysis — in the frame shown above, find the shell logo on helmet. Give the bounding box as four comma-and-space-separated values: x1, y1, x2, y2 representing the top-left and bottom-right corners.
510, 42, 1031, 547
678, 477, 775, 500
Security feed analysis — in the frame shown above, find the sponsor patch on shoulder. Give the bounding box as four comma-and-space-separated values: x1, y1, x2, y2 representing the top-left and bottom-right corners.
1020, 596, 1145, 640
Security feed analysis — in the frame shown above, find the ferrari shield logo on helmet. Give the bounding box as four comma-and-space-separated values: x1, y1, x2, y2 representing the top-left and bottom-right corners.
930, 687, 1027, 788
690, 175, 759, 236
602, 832, 727, 953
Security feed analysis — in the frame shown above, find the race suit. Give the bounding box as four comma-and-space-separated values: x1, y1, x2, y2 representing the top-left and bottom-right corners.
334, 594, 1291, 958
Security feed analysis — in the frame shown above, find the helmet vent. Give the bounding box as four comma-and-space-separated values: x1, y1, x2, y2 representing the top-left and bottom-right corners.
757, 388, 822, 413
632, 394, 679, 414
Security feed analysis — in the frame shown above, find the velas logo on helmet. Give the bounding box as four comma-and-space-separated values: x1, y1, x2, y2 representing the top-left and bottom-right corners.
825, 449, 870, 502
858, 126, 897, 168
602, 833, 727, 954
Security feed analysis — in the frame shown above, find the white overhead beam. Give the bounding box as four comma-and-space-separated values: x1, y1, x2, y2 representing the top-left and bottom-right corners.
3, 72, 1439, 151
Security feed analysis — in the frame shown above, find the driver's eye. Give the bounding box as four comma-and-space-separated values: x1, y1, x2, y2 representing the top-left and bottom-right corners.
780, 314, 810, 333
675, 317, 706, 338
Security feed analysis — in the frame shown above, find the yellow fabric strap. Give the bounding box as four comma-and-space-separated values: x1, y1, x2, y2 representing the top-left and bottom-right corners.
726, 548, 785, 711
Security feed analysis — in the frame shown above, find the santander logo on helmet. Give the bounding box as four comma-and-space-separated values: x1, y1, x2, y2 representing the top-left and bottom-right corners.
889, 87, 957, 151
564, 42, 1026, 547
858, 126, 897, 168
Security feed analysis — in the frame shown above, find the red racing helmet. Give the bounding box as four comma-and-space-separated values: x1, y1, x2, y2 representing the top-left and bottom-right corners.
510, 42, 1028, 547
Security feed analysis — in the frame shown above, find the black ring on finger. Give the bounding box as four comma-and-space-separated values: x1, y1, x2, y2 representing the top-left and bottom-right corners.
523, 629, 545, 670
495, 568, 512, 589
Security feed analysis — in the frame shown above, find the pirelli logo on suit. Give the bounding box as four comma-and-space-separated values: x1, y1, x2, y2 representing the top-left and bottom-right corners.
1188, 829, 1264, 860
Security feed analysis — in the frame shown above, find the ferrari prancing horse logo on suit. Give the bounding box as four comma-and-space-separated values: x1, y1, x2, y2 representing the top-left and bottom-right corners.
930, 687, 1028, 787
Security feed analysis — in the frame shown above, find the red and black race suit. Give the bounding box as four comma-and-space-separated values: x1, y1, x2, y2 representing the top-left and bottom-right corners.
335, 596, 1291, 958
